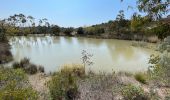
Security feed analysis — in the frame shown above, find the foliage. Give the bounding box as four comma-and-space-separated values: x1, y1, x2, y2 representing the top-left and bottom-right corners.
137, 0, 170, 20
37, 26, 49, 34
0, 32, 7, 42
148, 36, 170, 86
50, 25, 60, 35
134, 72, 147, 84
150, 23, 170, 40
131, 13, 151, 33
48, 64, 83, 100
38, 65, 45, 73
12, 58, 45, 74
115, 10, 130, 34
77, 27, 84, 35
116, 10, 125, 27
25, 64, 38, 74
0, 67, 38, 100
0, 14, 52, 35
60, 64, 85, 78
81, 50, 93, 69
1, 13, 169, 40
63, 27, 74, 36
121, 84, 149, 100
84, 26, 105, 35
0, 22, 7, 42
159, 36, 170, 52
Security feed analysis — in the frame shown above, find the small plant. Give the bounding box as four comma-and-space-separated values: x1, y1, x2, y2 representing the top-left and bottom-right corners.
0, 67, 38, 99
61, 64, 85, 78
121, 84, 149, 100
38, 65, 45, 73
12, 58, 30, 69
134, 72, 147, 84
25, 64, 38, 74
81, 50, 93, 73
20, 57, 30, 66
12, 62, 21, 69
12, 58, 44, 75
48, 65, 79, 100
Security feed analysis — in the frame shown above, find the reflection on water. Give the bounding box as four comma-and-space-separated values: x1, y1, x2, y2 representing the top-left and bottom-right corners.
9, 36, 157, 73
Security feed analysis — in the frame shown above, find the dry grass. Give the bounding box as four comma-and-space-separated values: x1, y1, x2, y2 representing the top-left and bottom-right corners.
60, 64, 85, 78
147, 36, 159, 43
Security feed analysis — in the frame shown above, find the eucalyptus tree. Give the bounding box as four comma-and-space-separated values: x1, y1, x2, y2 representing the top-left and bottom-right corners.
42, 18, 50, 27
50, 25, 60, 35
121, 0, 170, 20
115, 10, 126, 35
27, 16, 35, 34
18, 13, 27, 27
130, 13, 152, 33
8, 15, 17, 27
38, 19, 43, 26
38, 18, 50, 34
137, 0, 170, 20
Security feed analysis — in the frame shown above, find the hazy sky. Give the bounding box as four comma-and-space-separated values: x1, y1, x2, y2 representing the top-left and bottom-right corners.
0, 0, 141, 27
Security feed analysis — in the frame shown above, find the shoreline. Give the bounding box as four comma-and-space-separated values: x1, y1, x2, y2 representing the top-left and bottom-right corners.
7, 33, 160, 43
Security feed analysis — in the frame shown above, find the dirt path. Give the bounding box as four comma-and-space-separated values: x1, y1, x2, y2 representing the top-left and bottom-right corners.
28, 73, 51, 100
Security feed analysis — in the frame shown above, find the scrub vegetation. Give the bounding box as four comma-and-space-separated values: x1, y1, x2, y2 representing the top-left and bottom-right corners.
0, 0, 170, 99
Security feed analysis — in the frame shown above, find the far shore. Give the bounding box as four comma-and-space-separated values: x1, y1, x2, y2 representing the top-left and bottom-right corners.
7, 32, 160, 43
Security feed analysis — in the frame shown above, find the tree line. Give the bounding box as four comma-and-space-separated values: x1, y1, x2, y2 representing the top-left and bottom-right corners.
0, 0, 169, 41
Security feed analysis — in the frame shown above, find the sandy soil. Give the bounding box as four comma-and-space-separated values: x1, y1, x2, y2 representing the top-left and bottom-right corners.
28, 73, 51, 100
28, 73, 170, 100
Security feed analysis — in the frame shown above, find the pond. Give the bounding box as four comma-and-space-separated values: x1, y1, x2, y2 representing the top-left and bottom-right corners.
9, 36, 157, 73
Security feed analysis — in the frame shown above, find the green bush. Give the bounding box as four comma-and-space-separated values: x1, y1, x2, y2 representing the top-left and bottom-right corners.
121, 84, 149, 100
12, 62, 21, 69
0, 67, 38, 100
48, 65, 82, 100
13, 58, 30, 69
0, 32, 7, 42
134, 72, 147, 84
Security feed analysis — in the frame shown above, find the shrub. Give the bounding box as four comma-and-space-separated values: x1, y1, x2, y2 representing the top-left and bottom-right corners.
13, 58, 30, 69
121, 84, 149, 100
60, 64, 85, 78
20, 58, 30, 66
0, 32, 7, 42
48, 65, 81, 100
77, 27, 84, 35
12, 62, 21, 69
0, 67, 38, 100
148, 36, 170, 86
38, 65, 45, 73
134, 72, 147, 84
63, 27, 74, 36
25, 64, 38, 75
12, 58, 44, 75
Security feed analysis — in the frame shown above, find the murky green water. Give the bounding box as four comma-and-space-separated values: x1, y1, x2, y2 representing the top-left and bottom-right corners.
9, 36, 157, 73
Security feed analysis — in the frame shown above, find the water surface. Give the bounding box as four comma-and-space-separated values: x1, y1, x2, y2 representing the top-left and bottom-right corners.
9, 36, 156, 73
